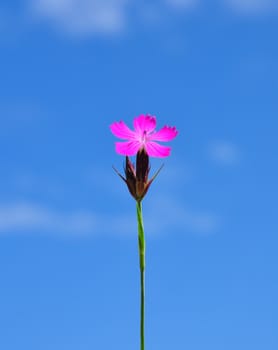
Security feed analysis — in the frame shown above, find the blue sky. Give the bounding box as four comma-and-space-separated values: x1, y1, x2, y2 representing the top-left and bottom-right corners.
0, 1, 277, 349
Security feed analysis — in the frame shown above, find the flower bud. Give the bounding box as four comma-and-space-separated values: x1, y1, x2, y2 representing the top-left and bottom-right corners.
135, 149, 150, 201
113, 148, 162, 202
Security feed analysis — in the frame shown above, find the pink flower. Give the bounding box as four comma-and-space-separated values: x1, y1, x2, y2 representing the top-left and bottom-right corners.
110, 114, 178, 158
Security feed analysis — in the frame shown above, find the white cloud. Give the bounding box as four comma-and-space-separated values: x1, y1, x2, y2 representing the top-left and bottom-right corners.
208, 141, 240, 166
20, 0, 277, 40
27, 0, 201, 37
0, 199, 140, 237
225, 0, 278, 14
0, 196, 219, 237
0, 202, 97, 236
29, 0, 130, 36
2, 0, 277, 41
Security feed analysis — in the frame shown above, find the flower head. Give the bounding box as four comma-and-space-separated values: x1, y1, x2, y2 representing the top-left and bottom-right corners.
110, 114, 178, 158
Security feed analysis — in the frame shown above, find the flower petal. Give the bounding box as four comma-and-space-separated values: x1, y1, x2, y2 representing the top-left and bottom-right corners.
145, 141, 171, 158
133, 115, 156, 135
115, 141, 141, 156
149, 126, 178, 142
110, 121, 136, 140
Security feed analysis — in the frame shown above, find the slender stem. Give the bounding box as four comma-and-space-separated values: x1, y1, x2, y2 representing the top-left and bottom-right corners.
140, 262, 145, 350
136, 201, 145, 350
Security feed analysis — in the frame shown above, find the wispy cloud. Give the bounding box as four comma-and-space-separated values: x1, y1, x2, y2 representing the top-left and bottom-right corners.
0, 200, 139, 237
29, 0, 131, 36
225, 0, 278, 15
0, 195, 219, 237
0, 202, 98, 236
208, 141, 241, 166
27, 0, 201, 38
4, 0, 272, 40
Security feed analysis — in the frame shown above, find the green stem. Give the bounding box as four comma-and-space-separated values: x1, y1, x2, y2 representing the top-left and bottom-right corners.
136, 201, 145, 350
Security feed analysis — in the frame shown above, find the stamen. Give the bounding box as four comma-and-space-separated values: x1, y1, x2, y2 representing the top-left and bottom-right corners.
141, 130, 147, 144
